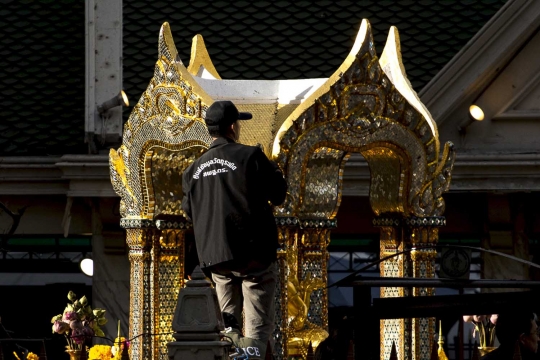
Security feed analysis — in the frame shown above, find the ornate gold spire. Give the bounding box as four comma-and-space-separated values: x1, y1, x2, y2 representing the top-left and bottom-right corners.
272, 19, 370, 157
379, 25, 439, 154
187, 34, 221, 79
438, 321, 449, 360
109, 22, 213, 219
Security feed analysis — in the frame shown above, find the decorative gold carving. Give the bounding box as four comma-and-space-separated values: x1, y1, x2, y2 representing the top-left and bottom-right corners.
148, 146, 206, 218
266, 21, 454, 359
363, 146, 409, 215
413, 142, 455, 217
109, 22, 213, 220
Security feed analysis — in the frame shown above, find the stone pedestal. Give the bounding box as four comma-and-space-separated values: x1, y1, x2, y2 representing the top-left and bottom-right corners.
167, 266, 229, 360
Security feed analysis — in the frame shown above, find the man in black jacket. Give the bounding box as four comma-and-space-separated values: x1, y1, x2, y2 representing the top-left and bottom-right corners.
182, 101, 287, 358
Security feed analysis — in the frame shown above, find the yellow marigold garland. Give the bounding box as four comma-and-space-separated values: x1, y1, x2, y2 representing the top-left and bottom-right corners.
88, 345, 113, 360
26, 352, 39, 360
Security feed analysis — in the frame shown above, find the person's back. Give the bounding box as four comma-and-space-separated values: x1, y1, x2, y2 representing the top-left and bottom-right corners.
182, 137, 285, 268
181, 100, 287, 359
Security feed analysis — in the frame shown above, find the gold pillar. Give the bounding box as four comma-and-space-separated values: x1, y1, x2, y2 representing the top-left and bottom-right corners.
376, 220, 410, 360
275, 217, 334, 360
298, 219, 335, 331
375, 216, 445, 360
121, 219, 189, 360
122, 219, 155, 360
406, 217, 444, 360
152, 220, 188, 360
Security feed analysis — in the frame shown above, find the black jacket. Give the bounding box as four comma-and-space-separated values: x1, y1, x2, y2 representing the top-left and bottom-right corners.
181, 137, 287, 269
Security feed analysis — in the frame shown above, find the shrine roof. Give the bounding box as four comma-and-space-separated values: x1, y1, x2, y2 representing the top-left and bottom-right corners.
0, 0, 508, 155
123, 0, 508, 105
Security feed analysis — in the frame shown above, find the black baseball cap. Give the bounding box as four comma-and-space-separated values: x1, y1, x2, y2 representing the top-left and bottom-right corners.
204, 101, 252, 132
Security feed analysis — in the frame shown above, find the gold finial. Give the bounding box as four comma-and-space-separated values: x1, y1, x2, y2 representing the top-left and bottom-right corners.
379, 25, 439, 150
438, 321, 449, 360
187, 34, 222, 79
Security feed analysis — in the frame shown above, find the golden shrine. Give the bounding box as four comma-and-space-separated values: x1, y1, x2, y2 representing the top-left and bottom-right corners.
109, 19, 455, 360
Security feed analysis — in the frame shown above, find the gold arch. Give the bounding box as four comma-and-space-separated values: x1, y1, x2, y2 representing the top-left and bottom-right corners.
270, 19, 455, 360
272, 19, 454, 219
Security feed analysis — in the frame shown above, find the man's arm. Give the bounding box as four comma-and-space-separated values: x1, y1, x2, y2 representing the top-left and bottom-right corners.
254, 148, 287, 206
267, 159, 287, 205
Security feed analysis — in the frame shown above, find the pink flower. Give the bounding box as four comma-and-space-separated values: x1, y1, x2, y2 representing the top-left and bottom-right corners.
490, 314, 498, 325
63, 311, 78, 322
52, 321, 70, 334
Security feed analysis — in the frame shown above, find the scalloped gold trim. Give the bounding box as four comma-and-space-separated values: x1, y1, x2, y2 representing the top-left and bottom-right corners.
187, 34, 222, 79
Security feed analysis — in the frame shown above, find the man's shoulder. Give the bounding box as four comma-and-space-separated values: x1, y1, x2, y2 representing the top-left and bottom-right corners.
187, 143, 262, 172
227, 142, 259, 151
221, 142, 262, 158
